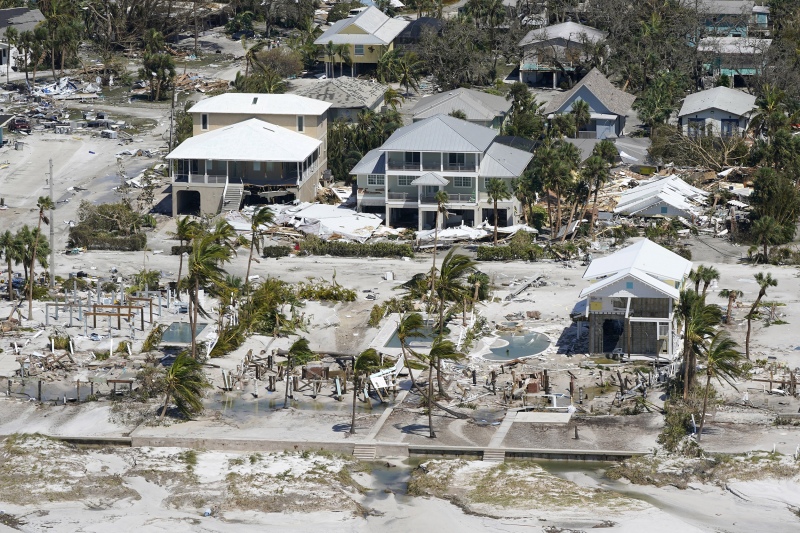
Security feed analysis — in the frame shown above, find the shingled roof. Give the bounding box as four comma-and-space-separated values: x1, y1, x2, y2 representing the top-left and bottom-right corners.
293, 77, 387, 110
543, 69, 635, 117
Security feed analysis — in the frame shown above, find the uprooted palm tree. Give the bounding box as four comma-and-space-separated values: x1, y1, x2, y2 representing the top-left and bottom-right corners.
351, 348, 381, 434
424, 336, 464, 438
160, 352, 210, 419
245, 207, 274, 287
745, 272, 777, 359
697, 332, 743, 442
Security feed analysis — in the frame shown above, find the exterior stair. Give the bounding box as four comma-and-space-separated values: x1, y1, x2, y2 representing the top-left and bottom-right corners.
482, 449, 506, 463
353, 444, 377, 460
222, 182, 243, 210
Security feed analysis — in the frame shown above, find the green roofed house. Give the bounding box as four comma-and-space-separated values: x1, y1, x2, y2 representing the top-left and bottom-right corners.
350, 115, 533, 230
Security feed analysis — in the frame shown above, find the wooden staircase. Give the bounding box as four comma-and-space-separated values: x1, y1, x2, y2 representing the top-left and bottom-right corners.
353, 444, 377, 460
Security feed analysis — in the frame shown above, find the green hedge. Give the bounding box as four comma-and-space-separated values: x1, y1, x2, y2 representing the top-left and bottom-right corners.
300, 235, 413, 258
477, 244, 544, 261
70, 231, 147, 251
171, 245, 192, 255
262, 246, 292, 258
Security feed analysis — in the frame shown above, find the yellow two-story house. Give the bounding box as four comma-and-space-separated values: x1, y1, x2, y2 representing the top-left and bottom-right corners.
314, 6, 409, 77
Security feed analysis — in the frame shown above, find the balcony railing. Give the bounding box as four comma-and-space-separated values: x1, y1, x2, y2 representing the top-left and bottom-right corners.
172, 173, 228, 185
443, 163, 477, 172
387, 161, 421, 171
421, 193, 476, 204
387, 192, 418, 201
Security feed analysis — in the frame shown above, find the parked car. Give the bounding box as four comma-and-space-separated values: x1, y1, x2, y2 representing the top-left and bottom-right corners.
8, 116, 31, 133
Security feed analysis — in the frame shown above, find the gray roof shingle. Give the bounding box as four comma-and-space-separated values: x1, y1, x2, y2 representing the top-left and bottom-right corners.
543, 68, 635, 117
410, 88, 511, 121
292, 77, 387, 109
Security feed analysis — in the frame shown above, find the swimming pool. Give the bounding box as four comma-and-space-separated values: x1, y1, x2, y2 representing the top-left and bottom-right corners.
484, 331, 550, 361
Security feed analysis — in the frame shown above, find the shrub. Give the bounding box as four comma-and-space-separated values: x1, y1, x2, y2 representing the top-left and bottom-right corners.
262, 246, 292, 258
171, 245, 192, 256
300, 235, 413, 258
294, 279, 356, 302
68, 201, 147, 251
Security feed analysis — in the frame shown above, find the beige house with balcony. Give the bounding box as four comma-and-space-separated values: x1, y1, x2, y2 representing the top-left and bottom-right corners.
168, 93, 331, 216
350, 115, 533, 230
314, 6, 408, 76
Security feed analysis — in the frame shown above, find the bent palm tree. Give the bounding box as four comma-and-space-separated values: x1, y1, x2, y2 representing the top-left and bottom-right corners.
29, 196, 54, 318
170, 216, 201, 301
745, 272, 777, 359
697, 332, 742, 442
699, 265, 720, 296
245, 207, 274, 287
425, 337, 464, 438
427, 190, 449, 314
677, 289, 722, 400
351, 348, 381, 434
0, 230, 21, 301
718, 288, 743, 326
161, 352, 210, 419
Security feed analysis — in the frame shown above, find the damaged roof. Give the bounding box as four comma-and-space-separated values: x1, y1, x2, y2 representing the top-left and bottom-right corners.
614, 175, 709, 217
518, 21, 606, 48
292, 77, 387, 110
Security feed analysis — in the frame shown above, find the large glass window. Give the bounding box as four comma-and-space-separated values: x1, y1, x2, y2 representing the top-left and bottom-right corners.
453, 176, 472, 188
354, 45, 364, 56
397, 176, 415, 186
368, 174, 384, 185
687, 118, 704, 137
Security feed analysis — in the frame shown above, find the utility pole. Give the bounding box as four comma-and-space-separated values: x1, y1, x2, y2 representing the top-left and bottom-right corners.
49, 159, 55, 290
169, 86, 176, 151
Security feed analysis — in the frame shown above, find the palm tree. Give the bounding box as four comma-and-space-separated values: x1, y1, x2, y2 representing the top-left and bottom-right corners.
718, 288, 743, 326
676, 289, 722, 400
699, 265, 720, 296
245, 207, 274, 287
28, 196, 54, 318
160, 352, 210, 419
211, 219, 240, 255
5, 26, 17, 85
182, 232, 232, 359
697, 332, 743, 442
562, 176, 590, 243
486, 178, 511, 244
396, 311, 426, 389
425, 337, 464, 438
0, 230, 21, 301
745, 272, 777, 359
395, 51, 422, 96
351, 348, 381, 434
750, 216, 782, 263
170, 216, 201, 301
242, 36, 268, 79
332, 43, 350, 77
749, 84, 787, 140
427, 189, 449, 314
570, 99, 591, 137
582, 155, 608, 239
324, 40, 335, 78
383, 87, 404, 111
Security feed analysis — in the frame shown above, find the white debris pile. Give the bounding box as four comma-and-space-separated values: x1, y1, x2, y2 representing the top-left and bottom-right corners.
242, 202, 383, 242
613, 174, 709, 218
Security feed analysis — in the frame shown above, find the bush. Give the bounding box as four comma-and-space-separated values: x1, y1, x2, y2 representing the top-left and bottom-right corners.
294, 279, 356, 302
262, 246, 292, 258
171, 245, 192, 256
300, 235, 413, 258
476, 233, 544, 261
68, 201, 148, 251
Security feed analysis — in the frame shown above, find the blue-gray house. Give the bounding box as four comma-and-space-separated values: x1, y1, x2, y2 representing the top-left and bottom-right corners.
542, 68, 636, 140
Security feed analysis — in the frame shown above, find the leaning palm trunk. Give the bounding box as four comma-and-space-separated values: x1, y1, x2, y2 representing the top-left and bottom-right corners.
350, 372, 358, 434
160, 390, 172, 419
427, 358, 436, 438
561, 198, 579, 243
682, 340, 692, 401
697, 371, 712, 442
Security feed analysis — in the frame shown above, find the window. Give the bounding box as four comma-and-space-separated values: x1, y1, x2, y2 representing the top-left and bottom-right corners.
253, 162, 261, 171
201, 114, 208, 130
354, 44, 364, 56
721, 119, 738, 137
397, 176, 415, 186
687, 118, 704, 138
453, 176, 472, 188
448, 153, 466, 168
297, 116, 304, 132
660, 206, 668, 214
626, 281, 634, 290
368, 174, 384, 186
404, 152, 420, 164
205, 160, 212, 171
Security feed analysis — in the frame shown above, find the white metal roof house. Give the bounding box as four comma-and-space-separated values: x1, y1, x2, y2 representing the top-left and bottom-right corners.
314, 6, 409, 76
167, 119, 323, 216
614, 175, 710, 218
577, 239, 692, 358
410, 88, 512, 130
543, 68, 636, 139
350, 115, 532, 230
677, 86, 757, 137
518, 21, 606, 87
697, 35, 772, 81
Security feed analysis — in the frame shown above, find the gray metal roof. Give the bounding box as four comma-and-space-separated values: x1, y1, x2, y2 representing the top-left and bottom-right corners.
411, 173, 449, 186
381, 115, 496, 152
518, 21, 606, 48
189, 93, 331, 116
292, 77, 387, 110
0, 8, 44, 39
410, 88, 511, 121
479, 143, 533, 178
314, 6, 409, 46
350, 148, 385, 174
700, 0, 754, 15
543, 68, 635, 117
678, 86, 757, 117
